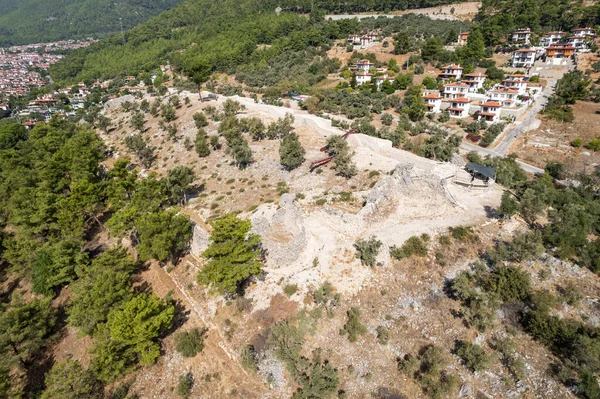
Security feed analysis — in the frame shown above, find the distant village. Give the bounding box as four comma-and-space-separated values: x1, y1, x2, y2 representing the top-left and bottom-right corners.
2, 25, 595, 130
0, 39, 97, 98
344, 26, 595, 124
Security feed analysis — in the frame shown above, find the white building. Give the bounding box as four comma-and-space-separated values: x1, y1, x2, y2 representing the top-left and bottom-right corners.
488, 87, 520, 107
501, 75, 528, 95
478, 101, 502, 123
511, 28, 532, 45
572, 27, 596, 37
354, 59, 375, 72
567, 36, 587, 51
375, 74, 394, 90
438, 64, 463, 80
447, 97, 471, 118
462, 72, 487, 91
510, 49, 536, 68
539, 31, 566, 47
348, 33, 379, 48
443, 82, 469, 99
355, 71, 373, 85
422, 93, 443, 113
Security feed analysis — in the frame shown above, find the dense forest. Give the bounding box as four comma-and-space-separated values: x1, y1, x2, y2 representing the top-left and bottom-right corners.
49, 0, 473, 85
0, 0, 185, 46
0, 119, 194, 396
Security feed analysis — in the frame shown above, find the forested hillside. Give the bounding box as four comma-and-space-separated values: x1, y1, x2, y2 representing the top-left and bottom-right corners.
0, 119, 194, 396
0, 0, 185, 46
49, 0, 475, 84
50, 0, 600, 86
476, 0, 600, 45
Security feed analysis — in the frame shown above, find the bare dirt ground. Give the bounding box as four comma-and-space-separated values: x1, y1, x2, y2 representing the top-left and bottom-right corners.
326, 1, 481, 21
578, 52, 600, 81
393, 1, 481, 21
510, 101, 600, 174
86, 93, 600, 398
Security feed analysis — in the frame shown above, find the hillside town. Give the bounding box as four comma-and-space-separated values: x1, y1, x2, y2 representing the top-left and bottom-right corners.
3, 1, 600, 398
0, 39, 96, 98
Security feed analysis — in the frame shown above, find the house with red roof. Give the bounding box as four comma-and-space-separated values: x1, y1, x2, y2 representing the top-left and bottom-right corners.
478, 101, 502, 123
438, 64, 463, 80
443, 82, 469, 99
422, 93, 442, 113
447, 97, 471, 118
462, 72, 487, 91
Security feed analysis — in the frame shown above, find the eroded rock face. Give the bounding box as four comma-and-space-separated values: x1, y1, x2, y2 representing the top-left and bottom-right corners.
190, 222, 210, 258
359, 163, 449, 221
251, 194, 307, 268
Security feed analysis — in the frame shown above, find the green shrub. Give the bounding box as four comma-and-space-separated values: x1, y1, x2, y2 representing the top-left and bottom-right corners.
240, 345, 259, 372
313, 283, 340, 315
434, 251, 446, 267
176, 372, 194, 398
268, 319, 305, 376
398, 353, 419, 376
571, 138, 583, 148
483, 265, 531, 302
454, 341, 490, 372
401, 345, 458, 398
448, 225, 478, 242
545, 162, 564, 180
354, 236, 383, 267
340, 307, 367, 343
560, 281, 583, 306
376, 326, 389, 345
390, 236, 428, 259
586, 138, 600, 152
284, 284, 299, 297
175, 328, 209, 357
315, 198, 327, 206
292, 350, 340, 399
438, 235, 451, 246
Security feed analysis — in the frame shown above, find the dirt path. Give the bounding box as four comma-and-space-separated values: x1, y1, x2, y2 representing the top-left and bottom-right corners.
325, 1, 481, 21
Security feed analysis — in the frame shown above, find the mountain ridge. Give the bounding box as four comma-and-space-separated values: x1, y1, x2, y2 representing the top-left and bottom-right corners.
0, 0, 186, 46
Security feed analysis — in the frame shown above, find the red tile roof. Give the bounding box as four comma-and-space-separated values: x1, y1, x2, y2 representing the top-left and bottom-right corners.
481, 101, 502, 107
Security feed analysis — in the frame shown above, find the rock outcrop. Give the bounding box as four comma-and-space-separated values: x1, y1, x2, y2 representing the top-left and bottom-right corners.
251, 194, 307, 268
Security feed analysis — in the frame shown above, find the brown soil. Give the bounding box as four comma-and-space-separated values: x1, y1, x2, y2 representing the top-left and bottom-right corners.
511, 101, 600, 175
578, 52, 600, 81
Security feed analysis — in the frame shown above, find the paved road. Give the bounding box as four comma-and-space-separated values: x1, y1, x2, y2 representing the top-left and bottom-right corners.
458, 77, 556, 175
492, 78, 555, 156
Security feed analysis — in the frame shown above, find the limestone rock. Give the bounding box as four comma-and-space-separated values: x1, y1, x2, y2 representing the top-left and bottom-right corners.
190, 222, 210, 257
251, 194, 307, 268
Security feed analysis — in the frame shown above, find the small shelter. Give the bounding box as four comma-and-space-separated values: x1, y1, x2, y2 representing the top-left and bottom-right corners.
466, 162, 496, 184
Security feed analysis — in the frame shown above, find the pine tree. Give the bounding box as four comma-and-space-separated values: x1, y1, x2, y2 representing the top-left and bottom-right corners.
193, 112, 208, 128
393, 31, 411, 54
197, 213, 263, 295
195, 129, 210, 157
41, 360, 103, 399
279, 133, 305, 170
333, 148, 357, 178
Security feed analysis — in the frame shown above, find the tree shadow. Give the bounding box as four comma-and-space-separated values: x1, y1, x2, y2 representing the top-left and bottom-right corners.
371, 386, 408, 399
484, 205, 498, 219
23, 304, 69, 397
